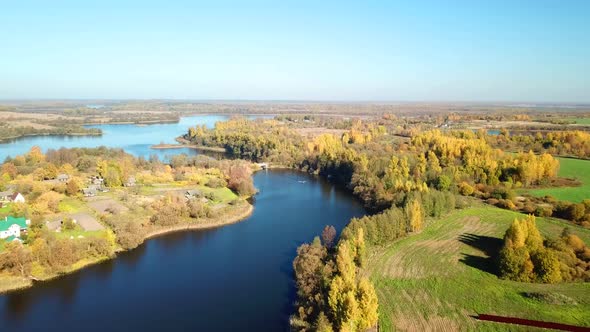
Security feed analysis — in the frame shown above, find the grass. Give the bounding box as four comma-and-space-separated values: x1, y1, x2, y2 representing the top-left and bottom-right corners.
525, 157, 590, 202
368, 204, 590, 331
54, 228, 107, 239
571, 118, 590, 125
58, 197, 86, 213
199, 186, 238, 203
0, 204, 10, 214
0, 274, 32, 293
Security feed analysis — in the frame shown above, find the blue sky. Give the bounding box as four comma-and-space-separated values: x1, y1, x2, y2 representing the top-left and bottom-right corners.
1, 1, 588, 102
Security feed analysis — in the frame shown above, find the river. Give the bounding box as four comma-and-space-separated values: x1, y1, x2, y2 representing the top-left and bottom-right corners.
0, 116, 365, 331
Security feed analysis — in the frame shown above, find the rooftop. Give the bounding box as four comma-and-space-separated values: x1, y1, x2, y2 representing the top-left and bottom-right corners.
0, 216, 28, 232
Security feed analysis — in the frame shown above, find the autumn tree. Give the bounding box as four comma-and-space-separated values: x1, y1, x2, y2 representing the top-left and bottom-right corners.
0, 242, 32, 277
66, 179, 80, 196
405, 196, 424, 232
322, 225, 337, 249
498, 215, 562, 283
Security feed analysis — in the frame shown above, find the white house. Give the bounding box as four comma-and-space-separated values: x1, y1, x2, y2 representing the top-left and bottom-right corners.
0, 216, 30, 239
10, 192, 25, 203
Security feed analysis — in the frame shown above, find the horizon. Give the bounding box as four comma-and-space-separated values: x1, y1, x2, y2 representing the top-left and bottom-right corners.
1, 1, 589, 102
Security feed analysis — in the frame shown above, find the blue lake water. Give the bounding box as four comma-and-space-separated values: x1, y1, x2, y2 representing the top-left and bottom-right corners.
0, 170, 364, 332
0, 114, 365, 331
0, 114, 271, 161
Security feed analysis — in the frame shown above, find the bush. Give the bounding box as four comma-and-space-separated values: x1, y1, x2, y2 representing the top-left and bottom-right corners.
206, 177, 226, 188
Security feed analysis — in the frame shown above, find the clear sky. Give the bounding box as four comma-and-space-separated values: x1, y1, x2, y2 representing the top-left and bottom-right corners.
1, 0, 589, 102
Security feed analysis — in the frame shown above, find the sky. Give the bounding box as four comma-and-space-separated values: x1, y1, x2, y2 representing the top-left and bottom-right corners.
1, 0, 589, 102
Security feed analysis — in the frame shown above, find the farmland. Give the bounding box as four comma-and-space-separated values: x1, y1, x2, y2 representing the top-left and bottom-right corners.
367, 204, 590, 331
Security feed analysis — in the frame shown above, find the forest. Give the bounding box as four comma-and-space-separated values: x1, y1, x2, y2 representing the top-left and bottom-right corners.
183, 115, 590, 331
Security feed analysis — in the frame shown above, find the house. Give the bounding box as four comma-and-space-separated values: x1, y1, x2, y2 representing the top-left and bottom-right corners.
0, 216, 30, 239
256, 163, 269, 170
185, 189, 202, 199
124, 176, 136, 187
9, 193, 25, 203
82, 188, 97, 197
57, 174, 70, 182
90, 176, 104, 186
0, 190, 14, 202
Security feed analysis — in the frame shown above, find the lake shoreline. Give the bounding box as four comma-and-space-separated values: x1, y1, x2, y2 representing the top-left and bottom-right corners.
0, 131, 102, 143
0, 202, 253, 294
150, 143, 226, 153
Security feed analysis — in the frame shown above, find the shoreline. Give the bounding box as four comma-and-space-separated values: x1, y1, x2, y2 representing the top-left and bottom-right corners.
150, 143, 226, 153
0, 131, 102, 142
0, 202, 253, 294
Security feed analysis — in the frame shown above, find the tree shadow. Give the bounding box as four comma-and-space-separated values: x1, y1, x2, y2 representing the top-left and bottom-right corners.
457, 233, 503, 275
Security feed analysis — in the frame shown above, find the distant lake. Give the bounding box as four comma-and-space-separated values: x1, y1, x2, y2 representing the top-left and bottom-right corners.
0, 170, 365, 332
0, 114, 272, 161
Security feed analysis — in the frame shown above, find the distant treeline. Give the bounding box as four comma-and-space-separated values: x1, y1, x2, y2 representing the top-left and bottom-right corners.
0, 124, 101, 141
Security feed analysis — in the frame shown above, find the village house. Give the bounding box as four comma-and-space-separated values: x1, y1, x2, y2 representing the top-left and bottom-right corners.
1, 192, 26, 204
185, 189, 202, 200
57, 173, 70, 182
0, 190, 14, 202
90, 176, 104, 186
124, 176, 136, 187
82, 187, 97, 197
0, 216, 30, 240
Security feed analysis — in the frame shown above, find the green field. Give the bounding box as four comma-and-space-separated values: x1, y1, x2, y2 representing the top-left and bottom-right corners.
0, 204, 10, 215
571, 118, 590, 125
58, 197, 87, 213
368, 204, 590, 331
526, 157, 590, 202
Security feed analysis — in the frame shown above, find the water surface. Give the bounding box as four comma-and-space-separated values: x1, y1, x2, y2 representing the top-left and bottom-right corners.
0, 170, 364, 332
0, 114, 271, 161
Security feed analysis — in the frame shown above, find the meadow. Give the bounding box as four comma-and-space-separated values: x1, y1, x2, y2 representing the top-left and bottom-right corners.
526, 157, 590, 202
572, 118, 590, 125
367, 204, 590, 331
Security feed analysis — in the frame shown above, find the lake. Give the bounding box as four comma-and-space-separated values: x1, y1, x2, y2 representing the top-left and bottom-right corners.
0, 115, 365, 331
0, 114, 271, 162
0, 170, 364, 332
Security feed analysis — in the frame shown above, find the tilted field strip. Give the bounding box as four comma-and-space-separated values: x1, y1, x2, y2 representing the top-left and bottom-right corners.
368, 205, 590, 331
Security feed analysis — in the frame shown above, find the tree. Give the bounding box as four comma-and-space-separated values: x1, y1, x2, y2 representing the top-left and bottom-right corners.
405, 197, 423, 232
322, 225, 337, 249
292, 237, 328, 322
226, 162, 256, 196
0, 241, 32, 277
436, 174, 452, 191
531, 248, 562, 283
62, 217, 76, 231
66, 179, 80, 196
26, 146, 45, 164
314, 311, 334, 332
356, 278, 379, 330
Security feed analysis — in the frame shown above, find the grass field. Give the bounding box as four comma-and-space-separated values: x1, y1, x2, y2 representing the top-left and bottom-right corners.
368, 204, 590, 331
525, 157, 590, 202
58, 197, 87, 213
571, 118, 590, 125
0, 204, 10, 215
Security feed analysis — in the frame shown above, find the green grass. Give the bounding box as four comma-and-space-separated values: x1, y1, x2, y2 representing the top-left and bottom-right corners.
571, 118, 590, 125
525, 157, 590, 202
368, 204, 590, 331
54, 229, 107, 239
0, 204, 10, 214
197, 185, 238, 203
58, 197, 86, 213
